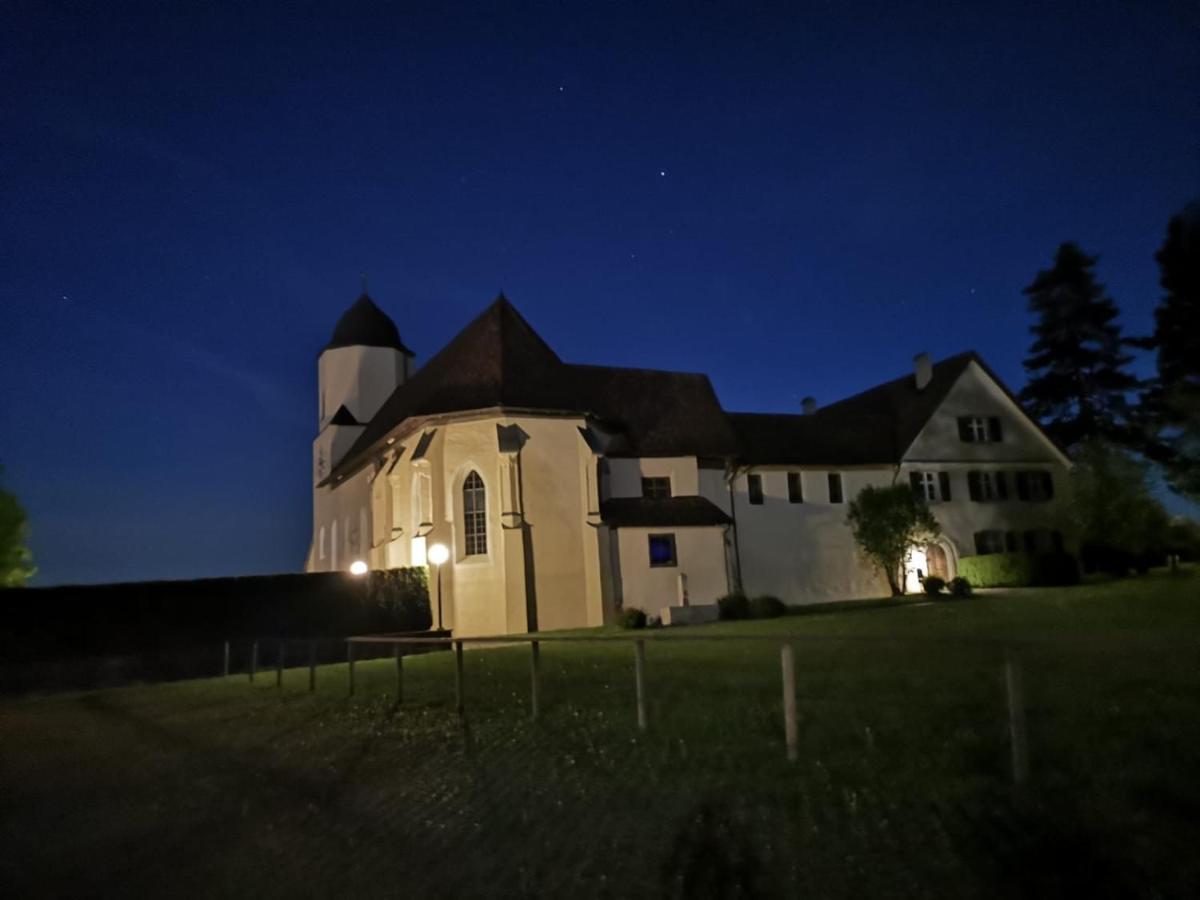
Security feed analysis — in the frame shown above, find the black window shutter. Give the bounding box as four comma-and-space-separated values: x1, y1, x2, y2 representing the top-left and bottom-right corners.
988, 417, 1003, 442
967, 471, 981, 502
1015, 471, 1030, 501
1005, 531, 1019, 552
910, 472, 923, 496
973, 531, 986, 554
957, 417, 972, 442
938, 472, 951, 502
1042, 471, 1055, 500
1022, 530, 1037, 553
995, 472, 1009, 500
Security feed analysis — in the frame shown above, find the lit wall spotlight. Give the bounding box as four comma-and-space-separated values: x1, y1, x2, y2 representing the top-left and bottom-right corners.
349, 560, 368, 576
427, 543, 450, 566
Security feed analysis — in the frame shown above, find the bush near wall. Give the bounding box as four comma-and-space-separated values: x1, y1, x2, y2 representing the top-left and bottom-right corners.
0, 568, 430, 665
957, 552, 1081, 588
956, 554, 1034, 588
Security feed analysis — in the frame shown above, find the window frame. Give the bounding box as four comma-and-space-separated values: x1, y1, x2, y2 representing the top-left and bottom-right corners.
648, 533, 678, 568
787, 472, 803, 504
828, 472, 844, 504
641, 476, 672, 499
747, 473, 764, 505
462, 470, 488, 557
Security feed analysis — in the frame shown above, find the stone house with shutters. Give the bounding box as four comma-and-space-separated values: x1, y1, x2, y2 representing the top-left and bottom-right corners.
306, 291, 1070, 635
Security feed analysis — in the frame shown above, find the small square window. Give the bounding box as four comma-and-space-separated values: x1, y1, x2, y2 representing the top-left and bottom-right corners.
828, 472, 844, 504
747, 473, 764, 505
648, 533, 677, 567
787, 472, 803, 503
641, 477, 671, 499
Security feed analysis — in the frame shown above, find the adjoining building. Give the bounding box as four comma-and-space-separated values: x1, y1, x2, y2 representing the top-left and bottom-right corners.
307, 292, 1070, 634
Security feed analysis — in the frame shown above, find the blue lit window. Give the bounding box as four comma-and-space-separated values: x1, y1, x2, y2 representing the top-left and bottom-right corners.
648, 534, 677, 568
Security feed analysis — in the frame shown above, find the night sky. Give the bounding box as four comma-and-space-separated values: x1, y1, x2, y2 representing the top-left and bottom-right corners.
3, 2, 1197, 585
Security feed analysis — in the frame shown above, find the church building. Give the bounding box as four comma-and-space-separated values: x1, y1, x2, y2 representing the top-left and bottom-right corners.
306, 292, 1070, 635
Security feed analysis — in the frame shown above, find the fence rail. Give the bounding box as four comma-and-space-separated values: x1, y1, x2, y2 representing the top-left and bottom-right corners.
229, 629, 1038, 780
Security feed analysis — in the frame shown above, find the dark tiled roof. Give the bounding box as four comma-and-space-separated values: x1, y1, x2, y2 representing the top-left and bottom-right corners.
730, 352, 978, 465
600, 496, 733, 528
325, 293, 414, 354
330, 296, 736, 479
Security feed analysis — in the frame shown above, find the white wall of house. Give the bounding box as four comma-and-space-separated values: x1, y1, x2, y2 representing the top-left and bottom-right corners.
614, 526, 731, 619
731, 467, 893, 603
606, 457, 699, 499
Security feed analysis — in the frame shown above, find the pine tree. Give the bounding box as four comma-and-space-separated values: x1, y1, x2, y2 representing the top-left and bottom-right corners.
1019, 242, 1138, 449
1144, 203, 1200, 498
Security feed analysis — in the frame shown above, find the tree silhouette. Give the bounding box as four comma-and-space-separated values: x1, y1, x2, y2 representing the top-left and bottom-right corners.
1019, 243, 1138, 450
1142, 203, 1200, 498
1, 468, 36, 587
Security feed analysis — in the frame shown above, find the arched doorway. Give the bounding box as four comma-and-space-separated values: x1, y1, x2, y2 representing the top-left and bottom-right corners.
926, 543, 950, 581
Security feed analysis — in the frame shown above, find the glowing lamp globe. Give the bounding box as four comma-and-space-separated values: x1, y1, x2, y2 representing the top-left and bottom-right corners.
427, 543, 450, 566
349, 560, 369, 576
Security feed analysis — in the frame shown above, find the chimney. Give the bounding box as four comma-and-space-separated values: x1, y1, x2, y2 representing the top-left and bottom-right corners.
801, 396, 817, 415
913, 352, 932, 391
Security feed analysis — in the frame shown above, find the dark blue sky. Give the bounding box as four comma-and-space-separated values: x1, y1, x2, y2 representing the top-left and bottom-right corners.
2, 1, 1197, 585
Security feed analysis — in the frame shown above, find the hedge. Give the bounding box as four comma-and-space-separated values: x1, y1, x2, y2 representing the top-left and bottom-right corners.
0, 568, 430, 664
956, 554, 1033, 588
957, 552, 1081, 588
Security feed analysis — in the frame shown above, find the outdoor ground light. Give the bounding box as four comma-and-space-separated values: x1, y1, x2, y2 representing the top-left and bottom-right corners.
427, 542, 450, 630
348, 559, 368, 576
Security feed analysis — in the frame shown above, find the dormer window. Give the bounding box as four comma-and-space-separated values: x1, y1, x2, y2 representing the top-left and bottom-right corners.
958, 416, 1003, 443
641, 477, 671, 499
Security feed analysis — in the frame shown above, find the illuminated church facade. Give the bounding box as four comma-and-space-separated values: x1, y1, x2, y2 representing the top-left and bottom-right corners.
306, 292, 1070, 635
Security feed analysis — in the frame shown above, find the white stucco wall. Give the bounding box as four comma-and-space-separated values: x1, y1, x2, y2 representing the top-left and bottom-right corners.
318, 345, 405, 431
605, 457, 700, 499
732, 467, 893, 603
614, 526, 731, 619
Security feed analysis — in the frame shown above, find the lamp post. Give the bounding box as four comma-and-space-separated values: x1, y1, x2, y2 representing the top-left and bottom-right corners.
427, 543, 450, 631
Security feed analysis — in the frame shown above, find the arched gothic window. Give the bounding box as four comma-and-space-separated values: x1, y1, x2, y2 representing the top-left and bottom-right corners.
463, 471, 487, 556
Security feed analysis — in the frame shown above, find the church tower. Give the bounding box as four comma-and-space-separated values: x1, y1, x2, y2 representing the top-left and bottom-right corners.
313, 290, 414, 485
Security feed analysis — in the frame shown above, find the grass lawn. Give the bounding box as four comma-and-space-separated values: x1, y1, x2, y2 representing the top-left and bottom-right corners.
2, 573, 1198, 898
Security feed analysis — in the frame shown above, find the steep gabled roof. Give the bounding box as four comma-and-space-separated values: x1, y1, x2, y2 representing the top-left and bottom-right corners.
731, 352, 978, 465
324, 293, 414, 354
329, 296, 737, 480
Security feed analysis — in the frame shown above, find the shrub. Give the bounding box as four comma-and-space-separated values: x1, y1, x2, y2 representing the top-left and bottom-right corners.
922, 576, 945, 595
618, 607, 647, 629
717, 593, 751, 620
957, 553, 1033, 588
1031, 551, 1081, 586
749, 595, 787, 618
949, 576, 972, 598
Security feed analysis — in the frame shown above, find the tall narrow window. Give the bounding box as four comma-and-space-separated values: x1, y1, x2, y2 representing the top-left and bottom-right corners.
463, 471, 487, 556
828, 473, 844, 504
319, 526, 327, 560
787, 472, 803, 503
747, 473, 764, 505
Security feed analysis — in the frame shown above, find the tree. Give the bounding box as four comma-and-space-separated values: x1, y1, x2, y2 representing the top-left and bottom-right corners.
846, 484, 939, 596
0, 471, 36, 587
1019, 243, 1139, 450
1065, 439, 1170, 575
1142, 203, 1200, 499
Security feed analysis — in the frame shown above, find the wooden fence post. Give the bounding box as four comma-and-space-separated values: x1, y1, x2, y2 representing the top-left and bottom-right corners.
1006, 651, 1029, 785
530, 641, 541, 721
781, 643, 798, 762
634, 639, 647, 732
394, 644, 403, 704
223, 640, 230, 678
454, 640, 465, 716
249, 641, 258, 683
347, 641, 356, 697
276, 639, 284, 688
308, 640, 316, 692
